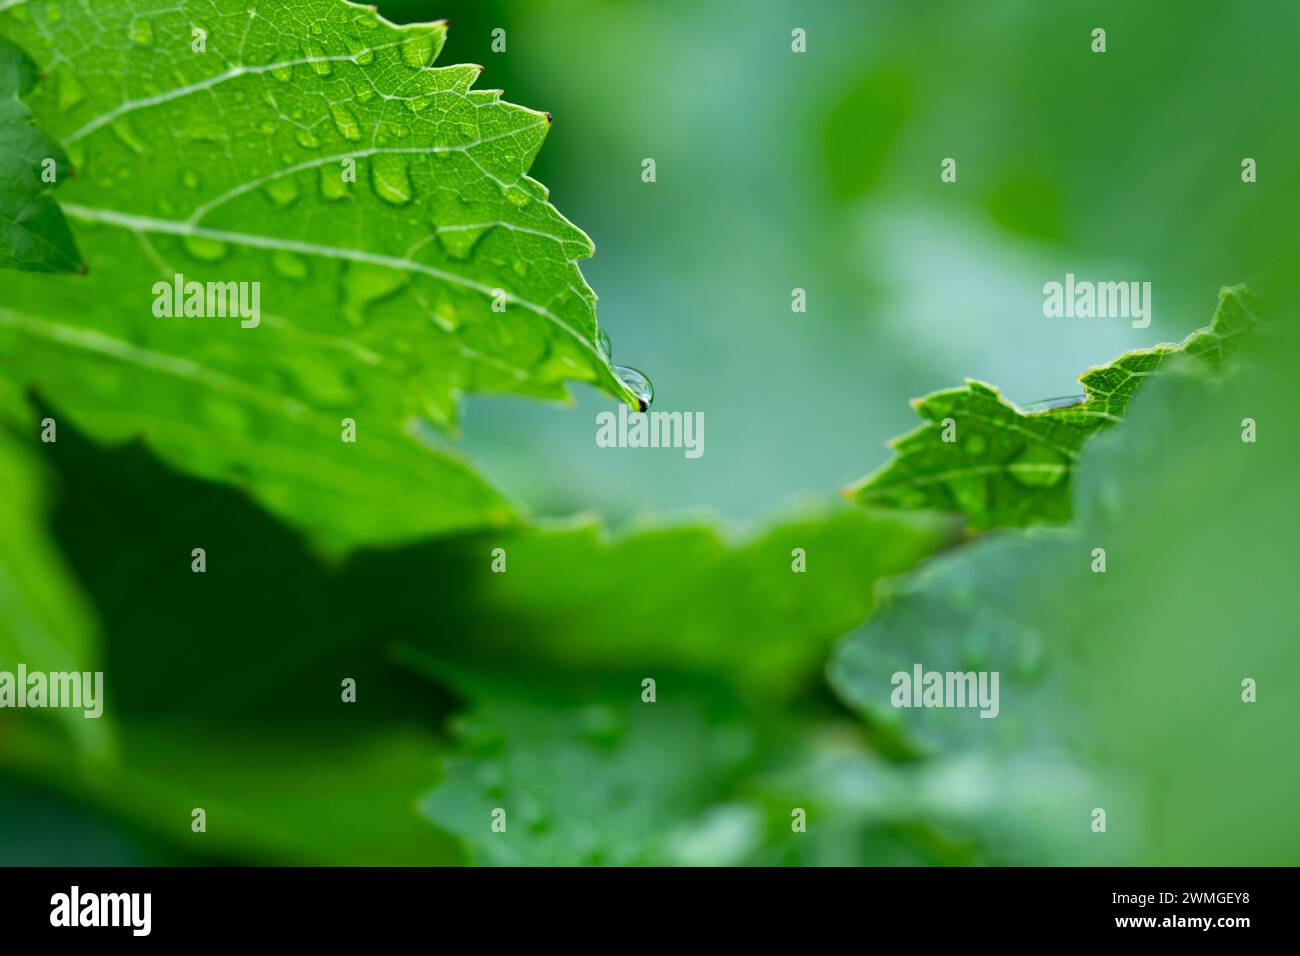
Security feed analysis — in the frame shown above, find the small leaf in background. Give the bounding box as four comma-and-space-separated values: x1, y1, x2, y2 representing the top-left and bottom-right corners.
0, 36, 82, 272
829, 308, 1300, 864
847, 286, 1257, 530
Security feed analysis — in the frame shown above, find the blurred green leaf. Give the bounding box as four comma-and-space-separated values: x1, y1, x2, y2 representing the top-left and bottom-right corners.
389, 506, 956, 698
830, 308, 1300, 862
848, 285, 1257, 529
0, 35, 82, 272
417, 688, 761, 866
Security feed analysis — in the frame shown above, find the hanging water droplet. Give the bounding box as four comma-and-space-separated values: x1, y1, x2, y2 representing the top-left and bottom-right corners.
613, 365, 653, 411
596, 330, 611, 361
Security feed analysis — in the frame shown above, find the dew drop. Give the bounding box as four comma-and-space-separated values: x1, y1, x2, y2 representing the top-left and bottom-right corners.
304, 42, 332, 75
329, 103, 362, 142
57, 70, 84, 111
272, 250, 309, 280
130, 19, 153, 45
613, 365, 653, 411
263, 176, 300, 207
270, 61, 293, 82
183, 235, 228, 262
401, 31, 435, 69
433, 224, 490, 261
350, 41, 374, 65
370, 155, 413, 205
181, 170, 200, 190
596, 330, 612, 361
319, 166, 349, 200
295, 129, 319, 149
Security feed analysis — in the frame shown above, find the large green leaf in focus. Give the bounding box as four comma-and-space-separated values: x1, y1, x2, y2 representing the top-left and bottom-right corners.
848, 285, 1257, 530
0, 35, 81, 271
0, 0, 639, 550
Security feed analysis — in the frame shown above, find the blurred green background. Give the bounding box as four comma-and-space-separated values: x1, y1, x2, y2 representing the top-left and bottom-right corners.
2, 0, 1297, 865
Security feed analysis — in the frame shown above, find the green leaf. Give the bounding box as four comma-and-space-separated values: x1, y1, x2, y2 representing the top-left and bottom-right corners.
0, 0, 640, 550
847, 285, 1258, 529
0, 35, 82, 272
388, 505, 957, 698
0, 425, 109, 753
829, 325, 1300, 863
417, 691, 763, 866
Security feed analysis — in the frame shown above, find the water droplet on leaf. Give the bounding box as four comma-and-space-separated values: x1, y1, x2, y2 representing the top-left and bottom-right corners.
329, 103, 362, 141
613, 365, 653, 411
183, 235, 228, 262
370, 155, 413, 205
272, 250, 308, 280
401, 31, 435, 68
263, 176, 300, 207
